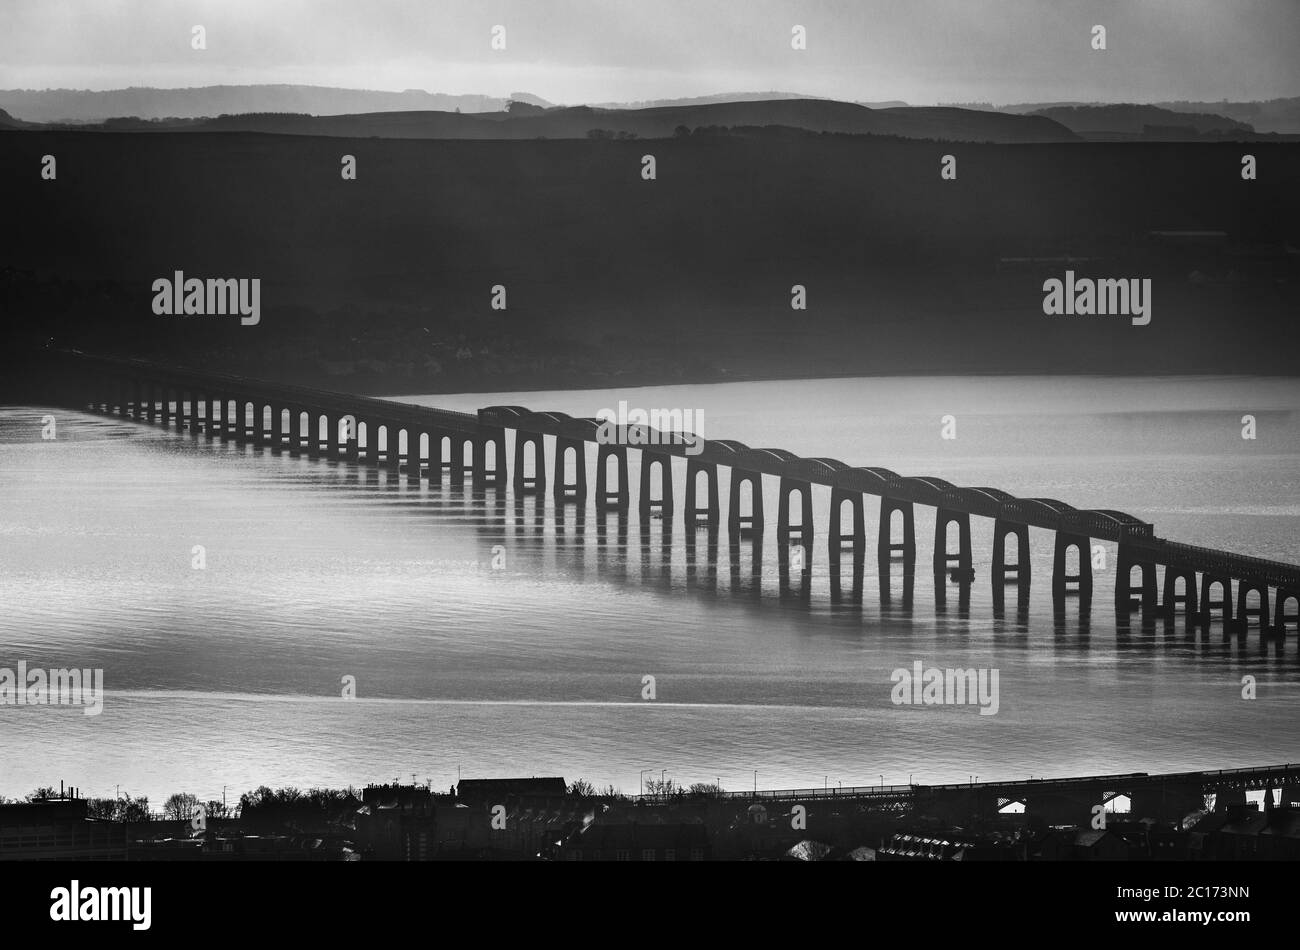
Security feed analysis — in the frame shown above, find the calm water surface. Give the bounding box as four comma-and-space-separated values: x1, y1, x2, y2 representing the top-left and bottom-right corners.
1, 375, 1298, 804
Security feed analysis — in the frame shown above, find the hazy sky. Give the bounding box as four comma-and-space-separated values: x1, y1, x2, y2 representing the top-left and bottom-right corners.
2, 0, 1297, 104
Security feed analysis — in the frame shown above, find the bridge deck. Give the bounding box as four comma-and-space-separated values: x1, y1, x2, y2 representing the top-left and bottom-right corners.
49, 351, 1300, 592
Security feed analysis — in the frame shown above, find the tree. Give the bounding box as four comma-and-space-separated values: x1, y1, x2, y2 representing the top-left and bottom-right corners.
25, 786, 59, 802
643, 777, 682, 798
118, 795, 151, 823
163, 792, 200, 821
86, 798, 117, 820
567, 779, 596, 797
688, 783, 726, 798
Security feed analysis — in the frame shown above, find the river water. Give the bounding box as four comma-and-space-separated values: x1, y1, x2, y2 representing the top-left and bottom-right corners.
1, 375, 1298, 805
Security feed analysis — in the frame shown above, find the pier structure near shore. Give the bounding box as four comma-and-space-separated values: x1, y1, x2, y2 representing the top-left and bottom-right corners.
685, 763, 1300, 826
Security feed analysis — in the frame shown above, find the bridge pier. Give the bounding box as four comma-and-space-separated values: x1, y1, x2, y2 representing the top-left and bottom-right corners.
933, 508, 973, 581
449, 436, 467, 484
1274, 589, 1300, 639
554, 436, 587, 503
828, 488, 865, 559
728, 535, 764, 593
307, 412, 325, 458
1161, 567, 1198, 622
159, 387, 171, 427
514, 432, 546, 495
277, 406, 290, 451
991, 520, 1031, 607
476, 427, 506, 488
228, 399, 242, 442
343, 418, 358, 462
408, 428, 425, 482
1115, 545, 1158, 617
596, 444, 629, 511
385, 423, 403, 473
638, 451, 672, 518
878, 561, 915, 608
877, 497, 916, 571
1199, 575, 1232, 628
728, 469, 764, 538
1236, 580, 1270, 633
685, 458, 720, 528
777, 478, 813, 545
1051, 532, 1093, 609
830, 551, 866, 604
209, 397, 224, 439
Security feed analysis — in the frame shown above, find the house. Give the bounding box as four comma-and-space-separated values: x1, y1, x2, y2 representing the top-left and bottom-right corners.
1035, 827, 1129, 861
558, 819, 709, 861
0, 797, 128, 861
455, 777, 567, 805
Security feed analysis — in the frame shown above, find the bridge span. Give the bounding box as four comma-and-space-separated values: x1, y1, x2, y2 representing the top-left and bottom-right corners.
24, 350, 1300, 638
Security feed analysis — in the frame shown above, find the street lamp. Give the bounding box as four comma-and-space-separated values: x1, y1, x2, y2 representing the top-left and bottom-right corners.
640, 769, 654, 796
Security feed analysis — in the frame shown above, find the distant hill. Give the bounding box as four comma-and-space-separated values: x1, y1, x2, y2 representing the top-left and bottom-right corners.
1153, 97, 1300, 135
181, 99, 1077, 143
589, 90, 913, 111
0, 85, 552, 123
948, 97, 1300, 136
1027, 104, 1254, 139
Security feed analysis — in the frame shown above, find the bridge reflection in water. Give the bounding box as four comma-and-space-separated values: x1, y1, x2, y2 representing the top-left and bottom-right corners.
39, 351, 1300, 647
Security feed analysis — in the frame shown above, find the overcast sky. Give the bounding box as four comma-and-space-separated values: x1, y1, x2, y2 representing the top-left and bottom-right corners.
2, 0, 1297, 104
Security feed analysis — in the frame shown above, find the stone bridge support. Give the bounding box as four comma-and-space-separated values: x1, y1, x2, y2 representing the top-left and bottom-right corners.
728, 469, 764, 538
829, 488, 865, 559
933, 508, 973, 581
1274, 589, 1300, 639
991, 519, 1030, 607
1162, 567, 1198, 621
878, 497, 915, 571
1199, 575, 1232, 628
685, 458, 719, 528
475, 428, 506, 488
514, 432, 546, 495
1115, 545, 1158, 617
777, 478, 813, 546
1052, 532, 1093, 609
1236, 580, 1270, 632
638, 451, 672, 518
596, 444, 629, 512
554, 436, 587, 503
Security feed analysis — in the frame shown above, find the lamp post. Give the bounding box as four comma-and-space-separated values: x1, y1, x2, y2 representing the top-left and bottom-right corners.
640, 769, 654, 797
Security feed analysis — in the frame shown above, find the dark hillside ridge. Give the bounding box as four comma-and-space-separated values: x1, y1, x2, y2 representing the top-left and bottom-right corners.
2, 131, 1296, 392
